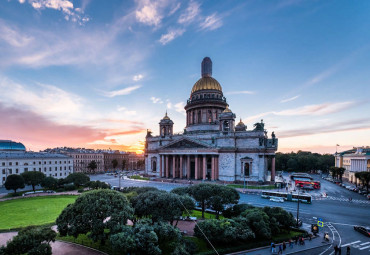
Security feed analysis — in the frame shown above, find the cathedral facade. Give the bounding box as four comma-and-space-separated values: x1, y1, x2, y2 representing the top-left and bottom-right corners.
144, 57, 278, 182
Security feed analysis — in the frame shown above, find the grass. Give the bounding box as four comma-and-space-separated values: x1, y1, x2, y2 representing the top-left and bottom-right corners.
128, 175, 150, 181
184, 209, 224, 219
227, 184, 276, 190
0, 195, 77, 230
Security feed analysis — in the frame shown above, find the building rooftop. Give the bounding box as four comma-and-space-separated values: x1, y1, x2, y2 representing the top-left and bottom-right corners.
0, 152, 71, 159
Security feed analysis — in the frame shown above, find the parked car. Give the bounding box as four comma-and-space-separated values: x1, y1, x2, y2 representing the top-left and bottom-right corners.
354, 226, 370, 237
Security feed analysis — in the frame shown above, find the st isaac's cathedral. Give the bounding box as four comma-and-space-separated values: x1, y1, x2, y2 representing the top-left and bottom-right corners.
145, 57, 278, 182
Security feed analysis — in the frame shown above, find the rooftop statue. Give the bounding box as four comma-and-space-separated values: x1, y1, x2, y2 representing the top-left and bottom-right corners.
253, 119, 265, 131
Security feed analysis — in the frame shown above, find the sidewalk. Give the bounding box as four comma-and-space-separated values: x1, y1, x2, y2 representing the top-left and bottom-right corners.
228, 236, 331, 255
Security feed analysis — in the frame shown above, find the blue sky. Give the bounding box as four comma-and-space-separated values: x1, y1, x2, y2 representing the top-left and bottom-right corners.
0, 0, 369, 153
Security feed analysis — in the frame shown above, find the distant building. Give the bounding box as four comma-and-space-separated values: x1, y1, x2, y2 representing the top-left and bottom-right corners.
44, 147, 144, 172
0, 140, 73, 186
145, 57, 278, 182
335, 147, 370, 183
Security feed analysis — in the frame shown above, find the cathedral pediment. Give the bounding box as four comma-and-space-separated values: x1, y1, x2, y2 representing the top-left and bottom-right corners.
162, 138, 210, 149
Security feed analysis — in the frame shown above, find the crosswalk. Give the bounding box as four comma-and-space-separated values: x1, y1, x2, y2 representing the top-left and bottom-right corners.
313, 196, 370, 204
341, 240, 370, 251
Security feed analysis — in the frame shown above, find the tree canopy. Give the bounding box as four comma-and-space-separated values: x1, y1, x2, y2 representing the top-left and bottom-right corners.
65, 172, 90, 187
56, 189, 133, 244
355, 171, 370, 191
0, 226, 56, 255
21, 171, 45, 192
4, 174, 25, 194
275, 151, 334, 172
41, 177, 58, 190
87, 160, 98, 173
112, 159, 118, 169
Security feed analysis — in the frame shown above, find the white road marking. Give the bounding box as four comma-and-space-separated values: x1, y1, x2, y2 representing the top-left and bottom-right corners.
341, 240, 361, 247
359, 245, 370, 250
360, 242, 370, 246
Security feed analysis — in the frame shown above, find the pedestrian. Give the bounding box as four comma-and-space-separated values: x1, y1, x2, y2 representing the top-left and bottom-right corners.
278, 244, 283, 254
309, 234, 312, 241
283, 241, 286, 251
334, 245, 338, 255
289, 239, 293, 248
295, 237, 298, 245
271, 242, 275, 253
346, 246, 350, 255
338, 245, 342, 255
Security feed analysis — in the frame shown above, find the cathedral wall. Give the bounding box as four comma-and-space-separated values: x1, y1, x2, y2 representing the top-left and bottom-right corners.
234, 153, 261, 181
235, 137, 260, 148
217, 136, 235, 148
146, 153, 160, 177
218, 152, 236, 181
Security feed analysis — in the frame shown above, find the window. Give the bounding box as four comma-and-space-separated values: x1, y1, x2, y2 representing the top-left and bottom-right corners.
33, 162, 36, 165
33, 168, 36, 171
2, 169, 4, 174
9, 162, 12, 166
44, 161, 46, 164
60, 173, 62, 176
39, 168, 41, 171
16, 169, 18, 174
2, 163, 4, 166
9, 169, 12, 174
16, 162, 18, 166
55, 161, 57, 164
24, 168, 28, 172
60, 167, 62, 170
49, 161, 51, 164
44, 167, 46, 172
49, 167, 51, 171
198, 111, 201, 123
39, 162, 41, 164
55, 167, 57, 170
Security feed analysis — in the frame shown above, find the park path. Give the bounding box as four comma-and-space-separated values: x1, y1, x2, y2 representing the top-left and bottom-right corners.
0, 191, 79, 202
0, 231, 106, 255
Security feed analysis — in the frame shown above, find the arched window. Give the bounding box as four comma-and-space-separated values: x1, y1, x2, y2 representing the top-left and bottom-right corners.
192, 111, 195, 124
152, 161, 157, 172
198, 111, 202, 123
208, 110, 212, 123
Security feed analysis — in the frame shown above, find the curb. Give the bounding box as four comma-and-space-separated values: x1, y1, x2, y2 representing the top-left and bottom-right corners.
285, 243, 331, 254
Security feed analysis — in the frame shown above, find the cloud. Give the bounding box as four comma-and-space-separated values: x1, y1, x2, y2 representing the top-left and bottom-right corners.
133, 74, 143, 81
178, 1, 200, 24
167, 102, 172, 109
280, 95, 300, 103
174, 102, 186, 115
104, 85, 141, 97
169, 2, 181, 16
0, 103, 106, 149
136, 2, 162, 26
22, 0, 89, 24
225, 90, 255, 95
150, 96, 163, 104
278, 118, 370, 139
159, 28, 185, 45
0, 76, 83, 123
244, 101, 359, 123
199, 13, 223, 31
0, 22, 33, 47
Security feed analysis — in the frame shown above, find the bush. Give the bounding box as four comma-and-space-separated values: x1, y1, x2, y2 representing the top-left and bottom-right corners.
223, 204, 254, 218
56, 188, 64, 193
63, 184, 76, 191
77, 189, 84, 193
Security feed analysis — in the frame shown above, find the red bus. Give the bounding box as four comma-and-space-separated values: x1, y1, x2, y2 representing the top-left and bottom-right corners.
295, 180, 321, 189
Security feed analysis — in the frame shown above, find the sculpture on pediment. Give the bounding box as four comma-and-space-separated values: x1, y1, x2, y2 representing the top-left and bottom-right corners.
253, 119, 265, 131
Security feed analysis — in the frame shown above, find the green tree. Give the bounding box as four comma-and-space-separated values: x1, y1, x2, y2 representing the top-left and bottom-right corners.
56, 189, 133, 244
337, 167, 346, 182
187, 183, 215, 219
122, 159, 127, 170
0, 226, 56, 255
87, 180, 110, 189
355, 171, 370, 192
241, 208, 272, 239
65, 173, 90, 187
41, 177, 58, 190
262, 206, 295, 230
222, 204, 254, 218
208, 185, 240, 219
4, 174, 25, 194
112, 159, 118, 170
330, 166, 338, 179
87, 160, 98, 174
21, 171, 45, 192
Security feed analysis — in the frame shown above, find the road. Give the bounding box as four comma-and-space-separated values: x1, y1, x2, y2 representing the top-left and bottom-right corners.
91, 173, 370, 255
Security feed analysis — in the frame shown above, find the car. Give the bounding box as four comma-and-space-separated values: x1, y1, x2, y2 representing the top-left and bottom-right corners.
270, 197, 284, 203
354, 226, 370, 237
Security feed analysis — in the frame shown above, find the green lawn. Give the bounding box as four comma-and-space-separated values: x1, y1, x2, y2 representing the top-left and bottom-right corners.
227, 184, 276, 190
183, 209, 224, 219
128, 175, 150, 181
0, 195, 77, 230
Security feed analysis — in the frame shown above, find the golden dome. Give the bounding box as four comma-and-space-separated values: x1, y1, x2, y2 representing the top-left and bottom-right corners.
163, 111, 170, 120
223, 105, 232, 113
191, 77, 222, 94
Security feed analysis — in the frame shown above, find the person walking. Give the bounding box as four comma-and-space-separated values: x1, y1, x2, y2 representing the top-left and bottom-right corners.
338, 245, 342, 255
283, 241, 286, 251
289, 239, 293, 248
278, 244, 283, 254
334, 245, 338, 255
346, 246, 350, 255
271, 242, 275, 254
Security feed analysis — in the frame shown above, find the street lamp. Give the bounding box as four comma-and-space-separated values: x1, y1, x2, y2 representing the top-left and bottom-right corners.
296, 186, 300, 227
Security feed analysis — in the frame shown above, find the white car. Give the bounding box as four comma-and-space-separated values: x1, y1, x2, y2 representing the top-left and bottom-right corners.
270, 197, 284, 203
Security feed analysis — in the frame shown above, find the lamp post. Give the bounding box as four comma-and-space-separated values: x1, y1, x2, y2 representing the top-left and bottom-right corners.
296, 187, 300, 227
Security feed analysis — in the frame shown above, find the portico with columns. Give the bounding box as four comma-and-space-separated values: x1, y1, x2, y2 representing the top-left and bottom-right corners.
144, 57, 278, 182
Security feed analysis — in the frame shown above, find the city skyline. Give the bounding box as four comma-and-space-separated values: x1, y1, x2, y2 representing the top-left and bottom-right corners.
1, 0, 370, 154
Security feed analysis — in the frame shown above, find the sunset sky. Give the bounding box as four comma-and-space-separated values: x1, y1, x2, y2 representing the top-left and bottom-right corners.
0, 0, 369, 154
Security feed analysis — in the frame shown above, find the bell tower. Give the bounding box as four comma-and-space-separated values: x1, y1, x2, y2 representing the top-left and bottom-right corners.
159, 111, 174, 138
219, 106, 236, 133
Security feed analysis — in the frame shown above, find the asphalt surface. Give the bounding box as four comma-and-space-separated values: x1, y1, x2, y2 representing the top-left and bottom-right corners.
90, 173, 370, 255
